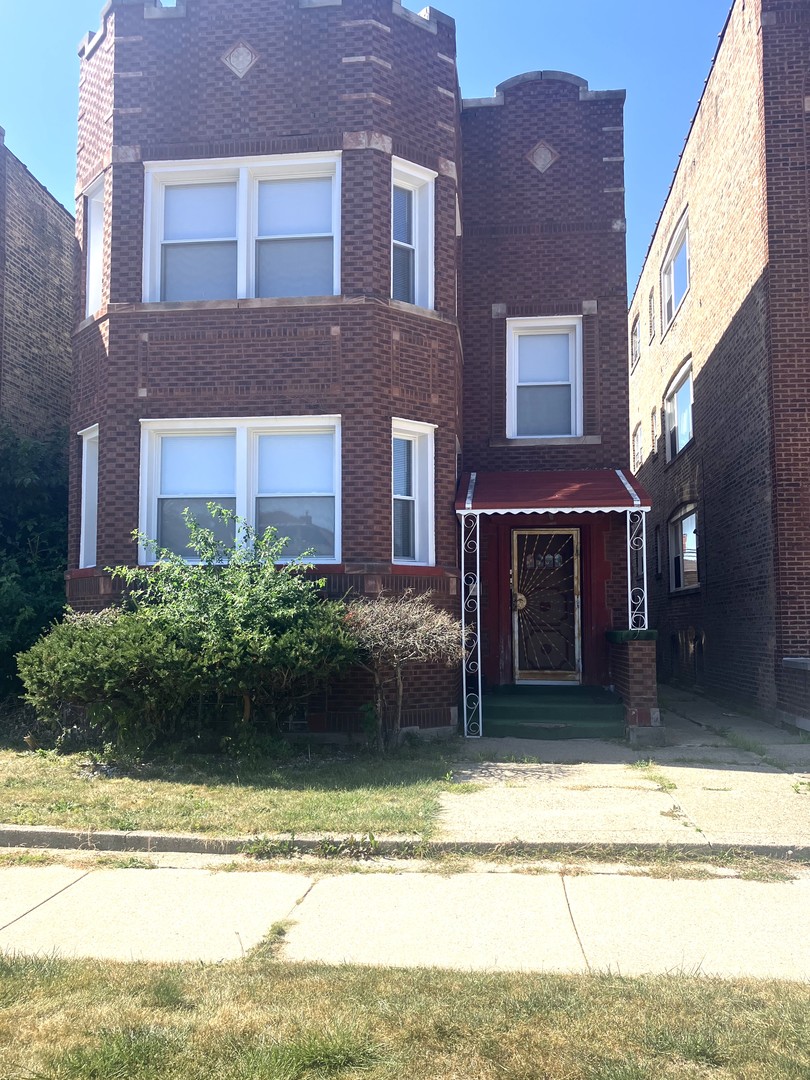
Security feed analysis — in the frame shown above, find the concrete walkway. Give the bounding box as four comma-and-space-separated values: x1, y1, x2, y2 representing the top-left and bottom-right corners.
1, 687, 809, 977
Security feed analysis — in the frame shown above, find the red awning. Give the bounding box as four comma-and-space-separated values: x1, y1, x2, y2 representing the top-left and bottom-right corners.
455, 469, 651, 515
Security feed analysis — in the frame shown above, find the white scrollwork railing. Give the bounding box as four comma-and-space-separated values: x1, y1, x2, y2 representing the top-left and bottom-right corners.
627, 509, 648, 630
460, 513, 482, 737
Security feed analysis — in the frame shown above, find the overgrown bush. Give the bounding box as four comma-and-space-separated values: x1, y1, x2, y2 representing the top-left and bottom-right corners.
0, 426, 68, 697
347, 591, 464, 749
18, 508, 357, 751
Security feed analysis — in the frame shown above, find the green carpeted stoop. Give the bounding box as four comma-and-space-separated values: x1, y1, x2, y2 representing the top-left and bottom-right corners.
481, 684, 625, 740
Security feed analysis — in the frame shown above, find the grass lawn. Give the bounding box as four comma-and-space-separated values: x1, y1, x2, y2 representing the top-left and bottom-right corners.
0, 955, 808, 1079
0, 744, 465, 838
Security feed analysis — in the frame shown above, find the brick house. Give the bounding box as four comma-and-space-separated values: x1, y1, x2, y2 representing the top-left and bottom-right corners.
628, 0, 810, 730
0, 128, 74, 435
69, 0, 657, 740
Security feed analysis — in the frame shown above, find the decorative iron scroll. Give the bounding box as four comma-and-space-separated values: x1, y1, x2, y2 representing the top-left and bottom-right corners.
627, 509, 649, 630
460, 513, 482, 737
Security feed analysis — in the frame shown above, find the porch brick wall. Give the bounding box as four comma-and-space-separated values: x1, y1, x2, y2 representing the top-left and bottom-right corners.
608, 639, 658, 726
628, 0, 783, 710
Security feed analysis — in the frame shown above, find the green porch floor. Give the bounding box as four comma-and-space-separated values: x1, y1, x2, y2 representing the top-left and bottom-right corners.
480, 685, 625, 740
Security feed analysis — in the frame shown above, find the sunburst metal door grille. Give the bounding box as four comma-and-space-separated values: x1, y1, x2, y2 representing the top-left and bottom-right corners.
512, 529, 581, 682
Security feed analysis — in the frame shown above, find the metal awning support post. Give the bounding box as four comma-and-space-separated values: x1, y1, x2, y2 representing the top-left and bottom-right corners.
627, 509, 649, 630
460, 512, 483, 737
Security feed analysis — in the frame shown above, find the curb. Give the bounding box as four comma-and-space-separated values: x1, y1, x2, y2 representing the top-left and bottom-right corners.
0, 824, 808, 862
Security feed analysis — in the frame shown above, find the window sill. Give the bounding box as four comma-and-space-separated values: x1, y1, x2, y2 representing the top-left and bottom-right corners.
664, 437, 694, 467
493, 435, 601, 447
669, 585, 700, 597
122, 295, 344, 315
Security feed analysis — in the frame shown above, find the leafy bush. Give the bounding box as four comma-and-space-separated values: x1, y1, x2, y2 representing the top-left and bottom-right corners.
0, 426, 68, 697
18, 508, 357, 751
347, 591, 464, 749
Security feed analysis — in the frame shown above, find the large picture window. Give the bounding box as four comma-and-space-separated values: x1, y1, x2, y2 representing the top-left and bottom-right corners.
143, 154, 341, 303
391, 418, 435, 566
139, 416, 341, 563
506, 316, 583, 439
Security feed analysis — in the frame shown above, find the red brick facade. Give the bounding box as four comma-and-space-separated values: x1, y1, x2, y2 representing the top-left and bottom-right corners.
69, 0, 656, 735
0, 130, 74, 434
629, 0, 810, 729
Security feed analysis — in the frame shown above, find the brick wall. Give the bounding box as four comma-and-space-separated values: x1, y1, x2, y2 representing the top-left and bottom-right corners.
0, 133, 74, 434
628, 0, 778, 706
608, 638, 658, 725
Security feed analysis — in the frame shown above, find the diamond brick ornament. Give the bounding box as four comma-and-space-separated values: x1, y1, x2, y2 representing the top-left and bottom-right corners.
222, 42, 259, 79
527, 140, 560, 174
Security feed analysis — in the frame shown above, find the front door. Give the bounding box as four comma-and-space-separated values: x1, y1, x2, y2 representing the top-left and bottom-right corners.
512, 529, 581, 682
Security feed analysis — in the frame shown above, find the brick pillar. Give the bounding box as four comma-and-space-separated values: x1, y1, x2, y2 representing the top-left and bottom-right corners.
607, 632, 662, 746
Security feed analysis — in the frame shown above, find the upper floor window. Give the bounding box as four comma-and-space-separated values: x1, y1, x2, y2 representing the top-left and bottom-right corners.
661, 214, 690, 329
669, 506, 699, 592
506, 316, 583, 439
139, 416, 341, 564
665, 364, 693, 460
85, 179, 104, 317
630, 316, 641, 370
648, 287, 656, 342
632, 423, 643, 471
391, 158, 436, 309
143, 154, 341, 304
392, 418, 435, 565
651, 406, 660, 455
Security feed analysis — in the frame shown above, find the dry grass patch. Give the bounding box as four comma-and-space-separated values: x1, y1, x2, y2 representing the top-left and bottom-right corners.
0, 743, 464, 839
0, 956, 809, 1078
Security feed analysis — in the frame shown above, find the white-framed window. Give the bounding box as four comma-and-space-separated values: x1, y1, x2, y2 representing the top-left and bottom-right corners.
632, 423, 643, 471
648, 286, 656, 343
138, 416, 341, 564
630, 315, 641, 370
661, 214, 690, 329
506, 316, 583, 439
391, 158, 436, 309
665, 363, 693, 460
79, 425, 99, 568
85, 179, 104, 317
142, 153, 341, 303
392, 418, 435, 565
669, 506, 699, 592
651, 406, 660, 455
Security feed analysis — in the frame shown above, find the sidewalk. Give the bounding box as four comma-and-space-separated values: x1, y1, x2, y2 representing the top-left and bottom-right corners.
1, 687, 809, 978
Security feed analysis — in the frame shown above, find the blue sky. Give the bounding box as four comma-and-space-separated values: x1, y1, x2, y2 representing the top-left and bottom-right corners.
0, 0, 730, 291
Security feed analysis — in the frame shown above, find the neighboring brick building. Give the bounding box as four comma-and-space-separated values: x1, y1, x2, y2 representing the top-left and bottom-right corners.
0, 128, 74, 434
629, 0, 810, 729
70, 0, 656, 739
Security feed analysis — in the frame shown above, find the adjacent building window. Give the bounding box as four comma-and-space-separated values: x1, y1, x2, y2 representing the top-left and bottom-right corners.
143, 154, 341, 303
630, 316, 641, 370
506, 316, 583, 439
669, 506, 699, 592
665, 364, 693, 459
651, 406, 660, 455
139, 416, 341, 563
85, 180, 104, 317
648, 287, 656, 342
392, 418, 435, 565
391, 158, 436, 309
632, 423, 643, 471
661, 214, 690, 328
79, 425, 99, 568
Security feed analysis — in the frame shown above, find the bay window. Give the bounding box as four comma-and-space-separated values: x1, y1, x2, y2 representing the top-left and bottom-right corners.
143, 153, 341, 303
392, 418, 435, 565
391, 158, 436, 309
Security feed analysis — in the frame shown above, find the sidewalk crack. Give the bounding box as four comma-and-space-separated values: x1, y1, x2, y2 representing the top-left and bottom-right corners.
0, 870, 93, 934
560, 874, 591, 972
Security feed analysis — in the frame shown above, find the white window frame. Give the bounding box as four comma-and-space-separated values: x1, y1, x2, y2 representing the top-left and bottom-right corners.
505, 316, 583, 440
632, 423, 643, 471
665, 361, 693, 461
391, 418, 436, 566
669, 504, 699, 593
142, 153, 342, 303
138, 415, 341, 565
651, 406, 660, 455
79, 424, 99, 569
630, 315, 641, 370
84, 178, 105, 318
391, 157, 436, 310
661, 213, 690, 330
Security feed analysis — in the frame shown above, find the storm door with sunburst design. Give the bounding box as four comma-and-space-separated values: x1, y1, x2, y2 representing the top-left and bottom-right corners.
512, 529, 581, 682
